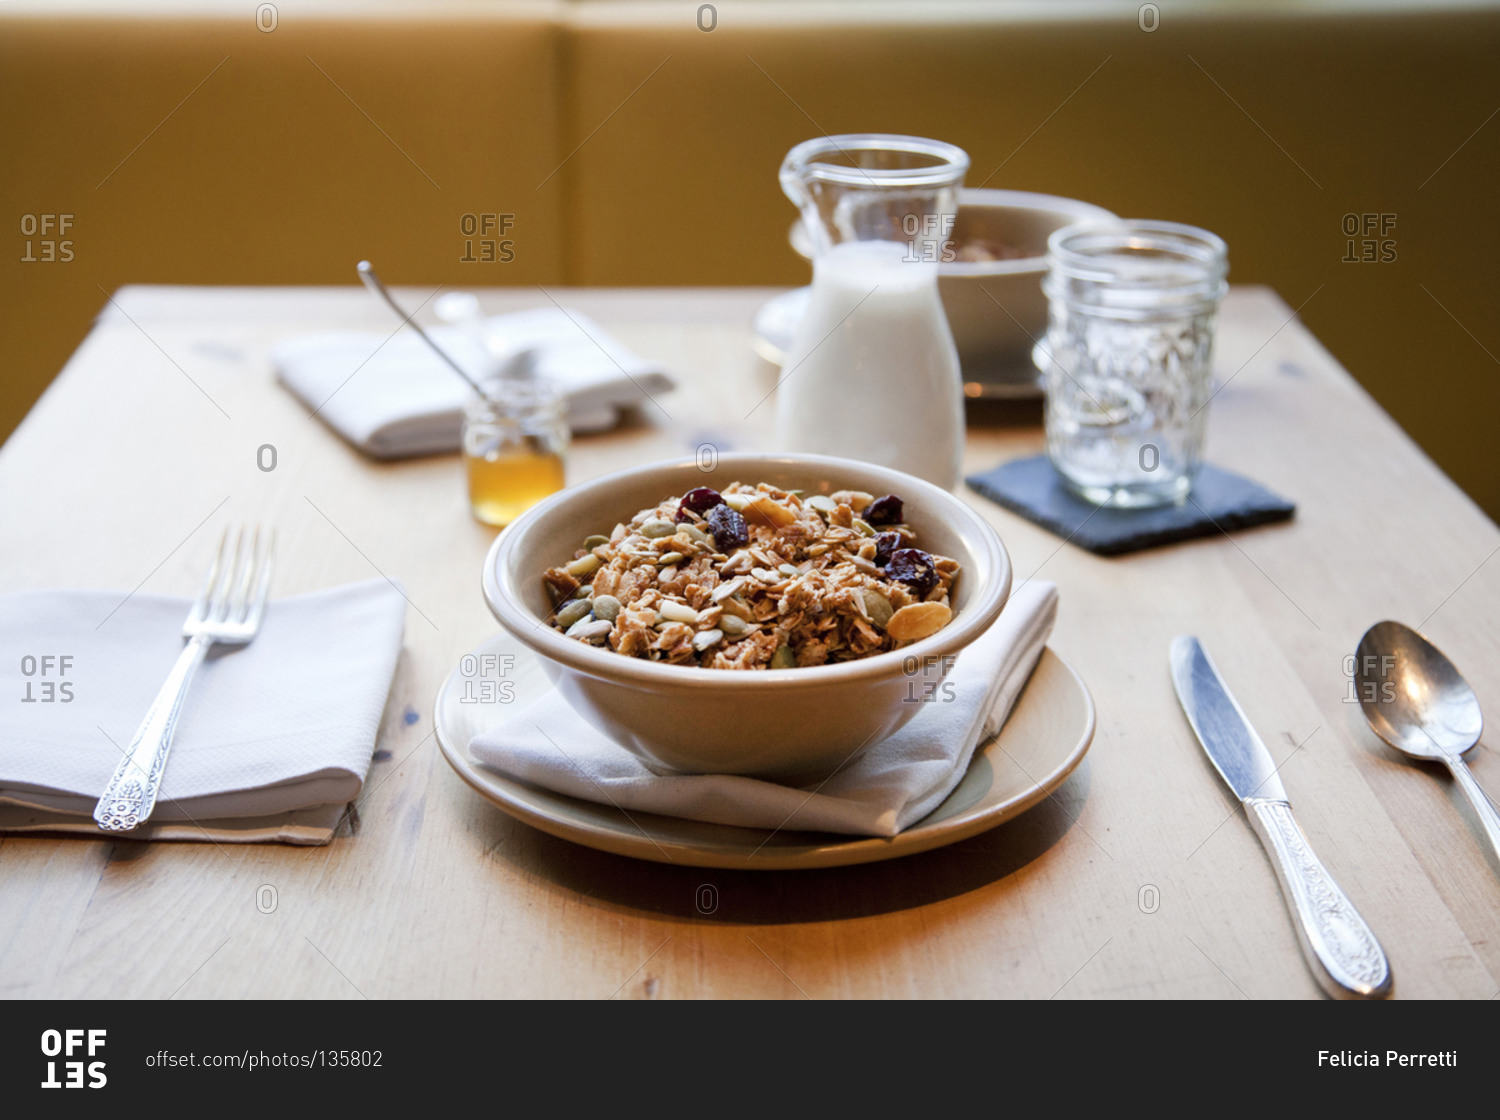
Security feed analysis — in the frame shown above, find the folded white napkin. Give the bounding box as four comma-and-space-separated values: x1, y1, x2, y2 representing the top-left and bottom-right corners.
471, 581, 1058, 837
273, 307, 675, 458
0, 579, 406, 844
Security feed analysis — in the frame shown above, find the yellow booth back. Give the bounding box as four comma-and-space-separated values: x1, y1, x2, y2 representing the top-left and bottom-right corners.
3, 1, 1498, 518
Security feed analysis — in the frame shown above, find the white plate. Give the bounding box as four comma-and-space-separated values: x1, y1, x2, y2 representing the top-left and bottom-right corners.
434, 631, 1096, 870
750, 287, 1043, 400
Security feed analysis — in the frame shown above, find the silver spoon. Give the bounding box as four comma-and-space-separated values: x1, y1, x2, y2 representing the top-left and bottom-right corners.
1355, 620, 1500, 868
355, 261, 488, 398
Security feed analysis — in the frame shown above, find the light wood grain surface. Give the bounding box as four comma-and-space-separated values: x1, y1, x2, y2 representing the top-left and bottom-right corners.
1, 284, 1497, 999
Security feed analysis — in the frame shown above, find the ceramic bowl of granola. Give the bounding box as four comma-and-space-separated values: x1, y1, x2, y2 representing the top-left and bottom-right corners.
482, 453, 1011, 781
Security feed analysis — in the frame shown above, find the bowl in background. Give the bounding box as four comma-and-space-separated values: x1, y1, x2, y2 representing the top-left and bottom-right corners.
783, 188, 1117, 395
482, 453, 1011, 782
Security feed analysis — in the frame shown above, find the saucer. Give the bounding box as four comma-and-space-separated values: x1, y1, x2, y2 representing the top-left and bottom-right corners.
435, 631, 1095, 870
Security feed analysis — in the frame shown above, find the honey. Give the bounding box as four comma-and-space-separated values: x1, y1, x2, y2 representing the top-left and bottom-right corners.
465, 447, 566, 527
461, 375, 569, 527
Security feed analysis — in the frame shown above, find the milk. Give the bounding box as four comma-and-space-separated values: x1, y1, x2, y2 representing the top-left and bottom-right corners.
774, 240, 964, 490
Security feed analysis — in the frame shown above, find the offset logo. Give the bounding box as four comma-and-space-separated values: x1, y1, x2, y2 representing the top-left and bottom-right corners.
1342, 213, 1397, 263
459, 213, 515, 264
20, 654, 75, 703
902, 654, 957, 704
40, 1029, 106, 1088
20, 214, 75, 263
457, 653, 517, 704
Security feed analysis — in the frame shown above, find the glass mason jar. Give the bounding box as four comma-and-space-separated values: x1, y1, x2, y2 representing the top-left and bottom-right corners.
461, 377, 569, 527
1036, 220, 1228, 508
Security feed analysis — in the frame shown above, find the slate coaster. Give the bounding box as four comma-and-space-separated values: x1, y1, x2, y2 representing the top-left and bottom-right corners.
965, 455, 1295, 556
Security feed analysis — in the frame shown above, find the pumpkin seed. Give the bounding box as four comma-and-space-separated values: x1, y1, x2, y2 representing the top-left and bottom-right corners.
692, 629, 724, 653
658, 551, 685, 566
723, 492, 752, 511
583, 534, 611, 549
679, 523, 711, 546
770, 644, 796, 669
555, 598, 593, 628
591, 594, 622, 622
658, 601, 699, 624
852, 517, 876, 537
719, 614, 749, 637
640, 518, 676, 538
807, 495, 837, 514
565, 553, 601, 577
861, 588, 893, 629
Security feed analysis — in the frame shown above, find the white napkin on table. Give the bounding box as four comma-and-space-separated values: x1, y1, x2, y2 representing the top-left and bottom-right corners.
0, 579, 407, 844
471, 581, 1058, 837
273, 308, 675, 459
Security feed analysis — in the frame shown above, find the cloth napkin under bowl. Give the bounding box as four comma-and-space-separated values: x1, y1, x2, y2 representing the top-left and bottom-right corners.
274, 307, 675, 458
470, 581, 1058, 837
0, 579, 407, 844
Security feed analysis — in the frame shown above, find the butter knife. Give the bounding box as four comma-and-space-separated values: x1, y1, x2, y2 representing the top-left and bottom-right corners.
1170, 635, 1393, 999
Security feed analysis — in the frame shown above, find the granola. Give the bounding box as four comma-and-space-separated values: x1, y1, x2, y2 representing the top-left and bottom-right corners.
542, 482, 960, 669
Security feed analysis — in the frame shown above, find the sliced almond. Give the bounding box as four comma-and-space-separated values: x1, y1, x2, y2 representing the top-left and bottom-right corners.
657, 601, 700, 625
742, 494, 797, 528
692, 629, 725, 653
886, 602, 953, 643
711, 577, 746, 602
565, 553, 601, 577
832, 490, 875, 512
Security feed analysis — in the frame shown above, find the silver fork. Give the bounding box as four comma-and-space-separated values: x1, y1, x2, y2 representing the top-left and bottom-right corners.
94, 525, 275, 831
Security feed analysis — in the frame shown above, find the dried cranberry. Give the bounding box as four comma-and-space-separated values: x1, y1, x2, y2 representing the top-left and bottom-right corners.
864, 494, 904, 526
706, 504, 748, 551
885, 548, 938, 599
676, 486, 726, 522
873, 531, 903, 567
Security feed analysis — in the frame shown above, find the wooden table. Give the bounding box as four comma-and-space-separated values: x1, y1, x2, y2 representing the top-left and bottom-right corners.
2, 284, 1497, 999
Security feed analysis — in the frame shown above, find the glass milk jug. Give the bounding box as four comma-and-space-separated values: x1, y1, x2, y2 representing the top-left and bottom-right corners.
775, 134, 969, 490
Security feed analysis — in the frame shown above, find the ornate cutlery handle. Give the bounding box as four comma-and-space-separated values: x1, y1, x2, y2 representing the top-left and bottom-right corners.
1245, 798, 1393, 999
1442, 754, 1500, 870
93, 636, 211, 831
